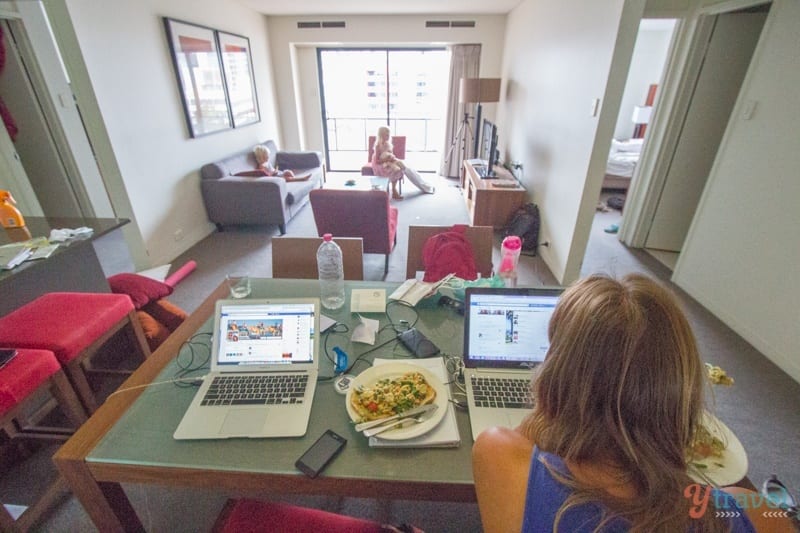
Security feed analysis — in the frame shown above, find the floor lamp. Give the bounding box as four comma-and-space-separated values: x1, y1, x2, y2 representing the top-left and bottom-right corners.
444, 78, 501, 169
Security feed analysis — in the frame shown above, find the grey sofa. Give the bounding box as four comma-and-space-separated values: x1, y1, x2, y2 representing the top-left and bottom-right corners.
200, 140, 325, 234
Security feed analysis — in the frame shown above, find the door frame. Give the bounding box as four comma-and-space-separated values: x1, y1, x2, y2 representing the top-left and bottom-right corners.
619, 0, 771, 249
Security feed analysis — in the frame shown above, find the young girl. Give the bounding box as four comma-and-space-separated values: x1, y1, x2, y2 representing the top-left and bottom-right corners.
371, 126, 434, 199
253, 145, 295, 179
473, 274, 785, 532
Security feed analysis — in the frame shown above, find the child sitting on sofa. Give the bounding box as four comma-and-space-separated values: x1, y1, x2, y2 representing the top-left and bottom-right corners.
253, 144, 295, 179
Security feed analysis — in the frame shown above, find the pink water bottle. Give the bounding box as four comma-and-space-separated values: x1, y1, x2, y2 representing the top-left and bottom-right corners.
499, 236, 522, 287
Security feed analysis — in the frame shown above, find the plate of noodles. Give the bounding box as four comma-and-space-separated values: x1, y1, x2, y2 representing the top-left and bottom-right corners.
346, 363, 447, 440
687, 411, 748, 486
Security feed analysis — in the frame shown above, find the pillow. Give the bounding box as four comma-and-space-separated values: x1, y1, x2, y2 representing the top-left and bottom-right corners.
611, 138, 644, 153
136, 310, 171, 351
234, 169, 269, 177
108, 273, 173, 309
142, 299, 187, 332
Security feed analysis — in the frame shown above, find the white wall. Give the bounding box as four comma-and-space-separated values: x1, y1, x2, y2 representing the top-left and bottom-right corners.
62, 0, 279, 265
499, 0, 644, 283
614, 20, 675, 140
674, 0, 800, 383
265, 15, 507, 152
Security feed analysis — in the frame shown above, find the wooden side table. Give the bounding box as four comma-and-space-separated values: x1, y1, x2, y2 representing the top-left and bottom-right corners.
461, 161, 527, 228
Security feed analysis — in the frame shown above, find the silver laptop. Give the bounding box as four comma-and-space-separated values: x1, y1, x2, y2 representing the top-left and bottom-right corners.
463, 287, 562, 440
174, 298, 320, 440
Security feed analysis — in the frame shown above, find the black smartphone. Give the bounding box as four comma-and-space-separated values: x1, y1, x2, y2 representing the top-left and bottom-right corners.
0, 349, 17, 369
398, 328, 440, 358
295, 429, 347, 478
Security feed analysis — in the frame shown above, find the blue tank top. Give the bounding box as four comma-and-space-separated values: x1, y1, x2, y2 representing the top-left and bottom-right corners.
522, 447, 756, 532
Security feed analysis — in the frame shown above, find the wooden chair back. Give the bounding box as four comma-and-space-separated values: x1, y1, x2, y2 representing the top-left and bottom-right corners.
406, 225, 495, 280
272, 236, 364, 281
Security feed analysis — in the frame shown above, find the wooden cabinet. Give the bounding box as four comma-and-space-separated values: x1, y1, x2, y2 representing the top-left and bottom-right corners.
461, 161, 527, 228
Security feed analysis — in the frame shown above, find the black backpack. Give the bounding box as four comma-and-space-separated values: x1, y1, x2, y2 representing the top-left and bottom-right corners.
504, 203, 540, 255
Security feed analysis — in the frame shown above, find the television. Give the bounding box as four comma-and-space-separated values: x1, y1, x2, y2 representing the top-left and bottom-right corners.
478, 119, 498, 178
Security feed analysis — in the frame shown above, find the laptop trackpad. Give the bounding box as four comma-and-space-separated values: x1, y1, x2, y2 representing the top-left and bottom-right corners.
220, 409, 267, 436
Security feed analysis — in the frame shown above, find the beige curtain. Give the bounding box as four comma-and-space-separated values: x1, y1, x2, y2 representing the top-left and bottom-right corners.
440, 44, 481, 178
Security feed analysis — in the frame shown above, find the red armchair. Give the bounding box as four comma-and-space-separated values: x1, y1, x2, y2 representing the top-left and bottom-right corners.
361, 135, 406, 194
309, 189, 398, 276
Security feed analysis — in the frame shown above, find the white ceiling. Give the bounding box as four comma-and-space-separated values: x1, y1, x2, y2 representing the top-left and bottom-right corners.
236, 0, 524, 16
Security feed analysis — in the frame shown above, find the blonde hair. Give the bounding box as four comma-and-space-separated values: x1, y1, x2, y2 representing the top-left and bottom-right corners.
521, 274, 725, 532
253, 144, 270, 164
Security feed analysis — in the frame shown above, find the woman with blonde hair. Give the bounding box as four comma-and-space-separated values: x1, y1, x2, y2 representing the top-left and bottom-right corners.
372, 125, 434, 199
473, 274, 783, 532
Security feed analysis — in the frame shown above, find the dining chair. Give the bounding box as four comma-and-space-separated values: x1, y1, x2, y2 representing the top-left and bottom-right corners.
406, 224, 495, 280
361, 135, 406, 195
0, 348, 88, 532
309, 189, 399, 276
212, 499, 386, 533
272, 236, 365, 280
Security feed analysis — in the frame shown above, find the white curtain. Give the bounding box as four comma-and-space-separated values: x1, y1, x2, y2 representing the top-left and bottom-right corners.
440, 44, 481, 178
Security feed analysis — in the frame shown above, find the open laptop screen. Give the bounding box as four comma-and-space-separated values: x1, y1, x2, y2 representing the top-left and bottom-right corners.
215, 301, 316, 368
463, 287, 563, 369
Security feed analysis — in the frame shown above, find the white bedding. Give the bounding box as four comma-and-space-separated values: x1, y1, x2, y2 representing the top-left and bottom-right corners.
605, 138, 642, 178
606, 151, 639, 177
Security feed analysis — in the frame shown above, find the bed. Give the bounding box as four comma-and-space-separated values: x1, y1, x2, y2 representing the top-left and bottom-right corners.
603, 138, 643, 191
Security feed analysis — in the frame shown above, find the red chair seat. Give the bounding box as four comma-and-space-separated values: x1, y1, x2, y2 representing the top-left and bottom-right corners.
0, 292, 150, 413
212, 499, 384, 533
0, 348, 60, 417
0, 292, 136, 364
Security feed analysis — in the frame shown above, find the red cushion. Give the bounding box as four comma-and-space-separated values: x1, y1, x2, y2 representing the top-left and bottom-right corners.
0, 292, 135, 364
136, 310, 171, 352
215, 499, 383, 533
0, 348, 60, 418
142, 299, 187, 332
108, 273, 173, 309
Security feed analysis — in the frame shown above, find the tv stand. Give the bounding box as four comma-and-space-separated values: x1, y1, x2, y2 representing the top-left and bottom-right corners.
461, 161, 527, 228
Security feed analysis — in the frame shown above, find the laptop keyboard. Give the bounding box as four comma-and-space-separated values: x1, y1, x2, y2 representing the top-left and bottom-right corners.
200, 374, 309, 406
471, 376, 533, 409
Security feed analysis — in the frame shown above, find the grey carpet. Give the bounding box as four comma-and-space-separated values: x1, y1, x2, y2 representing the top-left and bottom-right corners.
7, 182, 799, 531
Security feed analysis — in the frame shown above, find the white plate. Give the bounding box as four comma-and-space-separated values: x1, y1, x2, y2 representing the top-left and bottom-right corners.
688, 412, 748, 486
346, 363, 447, 440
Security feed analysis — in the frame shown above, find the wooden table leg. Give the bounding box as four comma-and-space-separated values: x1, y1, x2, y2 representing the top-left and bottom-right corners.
56, 455, 143, 533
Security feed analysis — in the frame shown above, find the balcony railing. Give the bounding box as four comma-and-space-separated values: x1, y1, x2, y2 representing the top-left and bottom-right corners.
324, 116, 444, 172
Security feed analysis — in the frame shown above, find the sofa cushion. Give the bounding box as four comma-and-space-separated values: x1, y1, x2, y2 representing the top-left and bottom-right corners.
285, 177, 317, 206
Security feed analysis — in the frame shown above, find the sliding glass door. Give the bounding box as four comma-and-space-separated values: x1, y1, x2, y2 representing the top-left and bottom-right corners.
318, 48, 449, 172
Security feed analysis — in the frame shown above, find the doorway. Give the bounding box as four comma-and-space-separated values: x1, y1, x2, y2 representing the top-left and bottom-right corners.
0, 4, 111, 219
643, 7, 768, 262
317, 48, 449, 172
618, 3, 771, 271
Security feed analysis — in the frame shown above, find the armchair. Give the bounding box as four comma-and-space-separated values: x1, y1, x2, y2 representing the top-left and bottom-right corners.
309, 189, 398, 276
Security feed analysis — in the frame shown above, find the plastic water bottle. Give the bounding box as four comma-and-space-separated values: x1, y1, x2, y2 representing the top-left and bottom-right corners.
317, 233, 345, 310
499, 235, 522, 288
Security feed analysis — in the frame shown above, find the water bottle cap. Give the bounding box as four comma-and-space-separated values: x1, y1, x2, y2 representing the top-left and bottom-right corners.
502, 235, 522, 250
323, 233, 333, 241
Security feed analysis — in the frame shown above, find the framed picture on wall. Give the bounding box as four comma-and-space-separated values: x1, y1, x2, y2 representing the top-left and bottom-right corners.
163, 18, 232, 137
218, 31, 260, 128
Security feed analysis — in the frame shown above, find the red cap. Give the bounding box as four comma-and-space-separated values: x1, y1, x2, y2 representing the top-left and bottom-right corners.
323, 233, 333, 241
502, 235, 522, 250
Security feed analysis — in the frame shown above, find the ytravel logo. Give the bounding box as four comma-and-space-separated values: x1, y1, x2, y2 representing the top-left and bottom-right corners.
684, 483, 792, 519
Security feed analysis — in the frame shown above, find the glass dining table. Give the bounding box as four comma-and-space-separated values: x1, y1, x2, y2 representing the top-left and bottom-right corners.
54, 278, 476, 531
